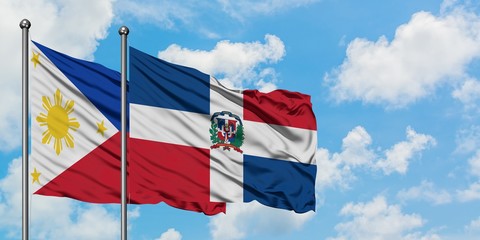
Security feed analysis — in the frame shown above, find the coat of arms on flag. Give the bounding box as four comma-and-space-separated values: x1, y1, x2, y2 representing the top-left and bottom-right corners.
210, 111, 244, 153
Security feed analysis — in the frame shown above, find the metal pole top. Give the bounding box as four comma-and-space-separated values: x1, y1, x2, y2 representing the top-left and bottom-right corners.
19, 19, 31, 29
119, 26, 129, 36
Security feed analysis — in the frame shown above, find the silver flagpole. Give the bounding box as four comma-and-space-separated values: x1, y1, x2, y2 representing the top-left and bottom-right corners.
20, 19, 31, 240
119, 25, 129, 240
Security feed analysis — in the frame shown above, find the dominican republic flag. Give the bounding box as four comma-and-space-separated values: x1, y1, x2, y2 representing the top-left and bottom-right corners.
30, 41, 225, 215
129, 47, 317, 213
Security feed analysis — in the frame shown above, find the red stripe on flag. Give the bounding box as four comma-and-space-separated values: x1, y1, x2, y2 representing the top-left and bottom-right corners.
129, 138, 225, 215
243, 90, 317, 130
36, 133, 225, 215
35, 132, 122, 203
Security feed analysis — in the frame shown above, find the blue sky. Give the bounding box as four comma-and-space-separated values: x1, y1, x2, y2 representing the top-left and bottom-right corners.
1, 0, 480, 239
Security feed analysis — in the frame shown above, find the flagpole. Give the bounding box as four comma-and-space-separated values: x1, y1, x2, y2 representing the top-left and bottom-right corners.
119, 25, 129, 240
20, 18, 31, 240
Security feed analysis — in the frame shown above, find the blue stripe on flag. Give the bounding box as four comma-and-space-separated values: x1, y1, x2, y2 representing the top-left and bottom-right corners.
129, 47, 210, 114
33, 41, 122, 131
243, 155, 316, 213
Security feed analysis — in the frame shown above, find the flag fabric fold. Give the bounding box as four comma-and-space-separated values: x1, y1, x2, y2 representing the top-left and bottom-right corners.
30, 41, 225, 215
129, 47, 317, 213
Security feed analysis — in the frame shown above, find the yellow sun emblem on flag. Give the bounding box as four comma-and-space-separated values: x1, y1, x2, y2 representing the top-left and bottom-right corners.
36, 89, 80, 155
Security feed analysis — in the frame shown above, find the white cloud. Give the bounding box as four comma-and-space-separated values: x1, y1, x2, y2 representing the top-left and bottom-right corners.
127, 206, 141, 219
115, 0, 194, 29
452, 78, 480, 111
115, 1, 320, 38
468, 150, 480, 178
315, 147, 353, 191
217, 0, 319, 21
155, 228, 182, 240
455, 125, 480, 154
44, 204, 119, 240
315, 126, 375, 191
0, 157, 120, 239
316, 126, 436, 191
254, 68, 279, 92
456, 150, 480, 202
326, 8, 480, 108
0, 0, 115, 151
7, 0, 114, 59
339, 126, 376, 167
465, 217, 480, 233
435, 216, 480, 240
440, 0, 459, 13
328, 196, 431, 240
117, 0, 320, 29
397, 180, 452, 205
158, 34, 285, 90
375, 127, 436, 175
209, 202, 314, 240
403, 232, 442, 240
0, 157, 23, 232
457, 182, 480, 202
255, 79, 277, 93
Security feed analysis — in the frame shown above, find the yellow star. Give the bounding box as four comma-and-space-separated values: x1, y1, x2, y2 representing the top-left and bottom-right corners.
31, 51, 40, 68
97, 120, 107, 136
31, 168, 41, 184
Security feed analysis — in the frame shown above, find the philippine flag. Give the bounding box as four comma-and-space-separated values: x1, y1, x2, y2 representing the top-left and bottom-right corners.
31, 41, 122, 202
129, 47, 317, 213
30, 41, 225, 215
